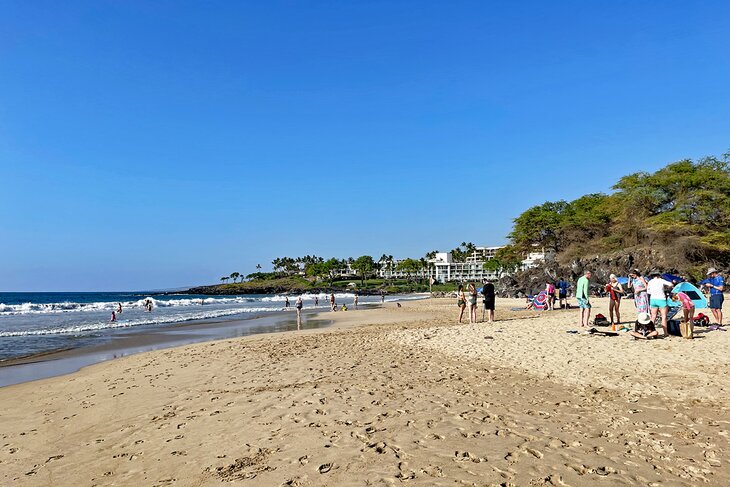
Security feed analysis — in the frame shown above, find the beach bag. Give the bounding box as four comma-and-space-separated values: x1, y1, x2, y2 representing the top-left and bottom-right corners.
593, 313, 609, 326
667, 320, 682, 336
679, 320, 694, 339
693, 313, 710, 327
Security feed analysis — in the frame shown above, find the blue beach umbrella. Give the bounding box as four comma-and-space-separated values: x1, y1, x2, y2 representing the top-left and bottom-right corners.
661, 273, 685, 283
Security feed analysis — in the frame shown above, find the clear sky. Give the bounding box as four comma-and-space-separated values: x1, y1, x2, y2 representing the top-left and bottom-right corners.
1, 1, 729, 291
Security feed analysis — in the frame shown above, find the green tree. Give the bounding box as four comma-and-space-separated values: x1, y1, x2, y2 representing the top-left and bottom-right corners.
397, 258, 422, 282
230, 272, 240, 283
351, 255, 375, 286
483, 245, 522, 274
509, 201, 569, 252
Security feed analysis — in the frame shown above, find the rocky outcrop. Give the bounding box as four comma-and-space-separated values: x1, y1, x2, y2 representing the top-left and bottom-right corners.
497, 248, 724, 297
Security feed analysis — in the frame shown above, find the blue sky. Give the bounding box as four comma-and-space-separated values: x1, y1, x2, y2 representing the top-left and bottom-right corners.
1, 1, 729, 291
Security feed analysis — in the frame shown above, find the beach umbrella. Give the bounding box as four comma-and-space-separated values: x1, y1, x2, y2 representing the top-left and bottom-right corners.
661, 273, 684, 283
533, 291, 548, 310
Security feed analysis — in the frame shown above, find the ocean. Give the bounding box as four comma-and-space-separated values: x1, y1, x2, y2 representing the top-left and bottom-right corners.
0, 291, 412, 361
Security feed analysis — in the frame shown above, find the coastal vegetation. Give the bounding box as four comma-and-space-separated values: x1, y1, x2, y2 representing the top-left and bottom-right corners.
502, 152, 730, 279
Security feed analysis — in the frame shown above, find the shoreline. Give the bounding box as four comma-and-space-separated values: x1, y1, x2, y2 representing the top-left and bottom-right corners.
0, 294, 418, 388
0, 308, 336, 388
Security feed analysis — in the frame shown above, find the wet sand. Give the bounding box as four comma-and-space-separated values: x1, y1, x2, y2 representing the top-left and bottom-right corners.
0, 310, 332, 387
1, 297, 729, 486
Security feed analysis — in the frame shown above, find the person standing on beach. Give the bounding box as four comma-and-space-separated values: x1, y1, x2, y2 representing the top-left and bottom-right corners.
557, 278, 570, 309
295, 296, 303, 329
110, 311, 116, 322
545, 281, 556, 311
314, 296, 319, 307
627, 269, 649, 314
354, 294, 359, 309
605, 274, 624, 328
457, 285, 467, 323
330, 293, 336, 311
467, 283, 478, 323
285, 296, 290, 308
381, 291, 385, 303
576, 271, 592, 327
700, 267, 724, 325
481, 279, 495, 323
647, 271, 673, 336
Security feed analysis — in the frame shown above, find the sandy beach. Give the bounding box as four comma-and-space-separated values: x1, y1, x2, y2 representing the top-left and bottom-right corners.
2, 297, 730, 486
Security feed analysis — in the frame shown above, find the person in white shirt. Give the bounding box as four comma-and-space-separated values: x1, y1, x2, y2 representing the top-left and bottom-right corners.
646, 271, 674, 336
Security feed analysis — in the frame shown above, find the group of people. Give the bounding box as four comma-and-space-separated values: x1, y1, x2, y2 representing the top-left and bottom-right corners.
110, 302, 123, 322
539, 279, 571, 311
456, 280, 496, 324
575, 267, 724, 339
110, 300, 153, 322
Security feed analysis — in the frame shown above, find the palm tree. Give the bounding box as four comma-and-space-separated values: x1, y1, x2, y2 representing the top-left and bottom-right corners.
220, 277, 229, 284
230, 272, 240, 283
256, 264, 262, 270
419, 257, 428, 282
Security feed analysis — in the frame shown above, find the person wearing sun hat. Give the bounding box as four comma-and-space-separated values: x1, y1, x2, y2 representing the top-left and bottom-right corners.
700, 268, 724, 325
646, 270, 673, 336
629, 311, 658, 339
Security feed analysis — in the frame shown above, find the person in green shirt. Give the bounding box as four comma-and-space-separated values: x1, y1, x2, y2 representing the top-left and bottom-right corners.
576, 270, 592, 327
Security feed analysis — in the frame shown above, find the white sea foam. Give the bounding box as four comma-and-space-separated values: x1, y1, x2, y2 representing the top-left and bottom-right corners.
0, 306, 280, 337
260, 293, 355, 302
0, 296, 258, 315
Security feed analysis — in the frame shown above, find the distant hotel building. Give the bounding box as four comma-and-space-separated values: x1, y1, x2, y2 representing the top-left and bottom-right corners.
375, 246, 547, 283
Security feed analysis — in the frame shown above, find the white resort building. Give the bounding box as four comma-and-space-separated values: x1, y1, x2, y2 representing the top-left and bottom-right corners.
429, 248, 503, 283
376, 245, 546, 283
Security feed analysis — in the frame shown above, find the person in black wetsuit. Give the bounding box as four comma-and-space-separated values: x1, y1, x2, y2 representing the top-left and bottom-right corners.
481, 279, 496, 323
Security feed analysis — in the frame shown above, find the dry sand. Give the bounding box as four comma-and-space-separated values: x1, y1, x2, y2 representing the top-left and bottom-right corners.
2, 297, 730, 486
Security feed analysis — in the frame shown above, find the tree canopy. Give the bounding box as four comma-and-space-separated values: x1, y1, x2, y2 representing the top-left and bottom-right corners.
507, 152, 730, 267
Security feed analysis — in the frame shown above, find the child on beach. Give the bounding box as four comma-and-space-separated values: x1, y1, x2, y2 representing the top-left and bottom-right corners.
672, 288, 695, 338
630, 312, 658, 339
